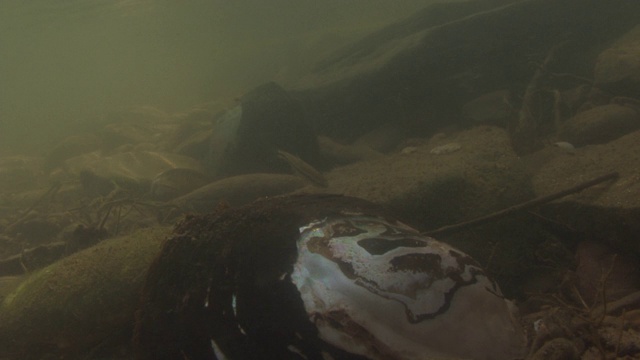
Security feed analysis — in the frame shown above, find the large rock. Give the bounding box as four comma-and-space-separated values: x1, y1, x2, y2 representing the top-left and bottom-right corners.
43, 134, 103, 172
299, 126, 542, 294
317, 136, 383, 166
532, 129, 640, 254
594, 25, 640, 96
208, 82, 320, 177
167, 108, 216, 161
302, 126, 532, 228
0, 156, 43, 194
558, 104, 640, 147
0, 226, 170, 359
98, 106, 176, 151
171, 173, 306, 213
56, 150, 204, 196
461, 89, 512, 125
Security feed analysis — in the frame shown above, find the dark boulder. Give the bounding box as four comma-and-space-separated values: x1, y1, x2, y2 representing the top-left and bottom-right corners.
209, 82, 320, 177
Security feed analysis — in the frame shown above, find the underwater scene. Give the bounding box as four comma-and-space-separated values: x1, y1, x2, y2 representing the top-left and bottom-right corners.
1, 0, 639, 359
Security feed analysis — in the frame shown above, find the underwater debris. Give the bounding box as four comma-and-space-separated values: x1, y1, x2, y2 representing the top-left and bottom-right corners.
134, 194, 526, 360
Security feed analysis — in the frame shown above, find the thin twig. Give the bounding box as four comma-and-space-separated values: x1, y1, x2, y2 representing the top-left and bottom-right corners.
592, 290, 640, 319
509, 42, 567, 155
98, 204, 113, 231
614, 309, 626, 358
423, 172, 619, 237
595, 254, 617, 327
114, 204, 123, 236
3, 182, 61, 234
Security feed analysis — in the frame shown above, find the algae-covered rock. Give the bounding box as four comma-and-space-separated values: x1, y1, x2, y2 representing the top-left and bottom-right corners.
558, 104, 640, 147
0, 226, 170, 359
299, 126, 540, 295
532, 129, 640, 254
594, 24, 640, 96
302, 126, 532, 229
171, 173, 306, 213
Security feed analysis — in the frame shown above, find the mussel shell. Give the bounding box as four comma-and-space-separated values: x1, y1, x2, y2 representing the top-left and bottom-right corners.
134, 194, 526, 360
291, 215, 526, 360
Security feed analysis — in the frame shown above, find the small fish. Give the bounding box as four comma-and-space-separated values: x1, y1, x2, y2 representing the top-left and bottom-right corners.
277, 150, 328, 188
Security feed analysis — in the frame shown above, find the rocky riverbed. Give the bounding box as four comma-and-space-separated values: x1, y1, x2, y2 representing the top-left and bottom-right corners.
0, 0, 639, 358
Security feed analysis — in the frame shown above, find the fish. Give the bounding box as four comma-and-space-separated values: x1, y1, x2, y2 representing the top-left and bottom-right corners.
277, 149, 328, 188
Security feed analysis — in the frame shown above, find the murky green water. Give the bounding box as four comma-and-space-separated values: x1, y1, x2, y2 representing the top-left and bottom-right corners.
0, 0, 429, 154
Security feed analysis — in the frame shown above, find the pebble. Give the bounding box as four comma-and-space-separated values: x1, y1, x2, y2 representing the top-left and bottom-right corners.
553, 141, 576, 154
430, 143, 462, 155
400, 146, 418, 155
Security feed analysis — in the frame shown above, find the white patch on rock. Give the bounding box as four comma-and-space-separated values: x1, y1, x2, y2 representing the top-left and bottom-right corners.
430, 143, 462, 155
